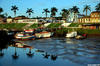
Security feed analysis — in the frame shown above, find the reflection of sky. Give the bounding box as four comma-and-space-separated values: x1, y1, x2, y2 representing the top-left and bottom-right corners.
0, 0, 100, 17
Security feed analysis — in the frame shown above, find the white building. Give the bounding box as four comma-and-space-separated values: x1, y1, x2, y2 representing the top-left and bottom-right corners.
17, 19, 38, 23
67, 12, 78, 22
7, 18, 13, 23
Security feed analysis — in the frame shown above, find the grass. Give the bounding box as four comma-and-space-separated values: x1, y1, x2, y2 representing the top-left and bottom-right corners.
54, 28, 68, 36
0, 23, 27, 30
47, 23, 62, 28
29, 23, 40, 29
77, 29, 100, 34
68, 23, 100, 27
68, 23, 80, 27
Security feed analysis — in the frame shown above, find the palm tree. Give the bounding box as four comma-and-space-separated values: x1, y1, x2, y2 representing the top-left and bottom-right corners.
70, 6, 79, 22
51, 7, 58, 22
83, 5, 91, 16
95, 3, 100, 11
60, 9, 69, 21
0, 7, 3, 14
26, 8, 34, 18
42, 8, 50, 18
11, 5, 18, 17
51, 7, 58, 17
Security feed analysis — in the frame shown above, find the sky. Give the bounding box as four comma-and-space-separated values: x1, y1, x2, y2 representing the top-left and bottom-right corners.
0, 0, 100, 17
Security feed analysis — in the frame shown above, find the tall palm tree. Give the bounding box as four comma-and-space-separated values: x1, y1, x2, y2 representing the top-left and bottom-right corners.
70, 6, 79, 22
0, 7, 3, 14
60, 9, 69, 20
95, 3, 100, 11
11, 5, 18, 17
26, 8, 34, 18
42, 8, 50, 18
51, 7, 58, 22
83, 5, 91, 16
51, 7, 58, 17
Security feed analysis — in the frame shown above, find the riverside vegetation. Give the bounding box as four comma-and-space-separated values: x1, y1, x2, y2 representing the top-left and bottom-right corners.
0, 23, 100, 37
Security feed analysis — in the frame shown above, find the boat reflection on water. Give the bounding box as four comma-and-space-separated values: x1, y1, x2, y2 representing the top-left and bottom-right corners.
0, 37, 100, 66
66, 38, 79, 44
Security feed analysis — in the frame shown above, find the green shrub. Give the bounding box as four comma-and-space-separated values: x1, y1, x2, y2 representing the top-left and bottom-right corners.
0, 23, 27, 30
29, 23, 40, 29
47, 23, 62, 28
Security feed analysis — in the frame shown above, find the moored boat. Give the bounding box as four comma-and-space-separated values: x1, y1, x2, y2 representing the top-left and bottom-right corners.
75, 34, 87, 40
15, 32, 35, 40
24, 29, 34, 33
66, 31, 77, 38
35, 31, 53, 38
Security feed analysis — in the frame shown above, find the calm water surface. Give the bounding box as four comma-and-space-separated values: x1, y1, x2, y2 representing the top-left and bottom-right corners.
0, 37, 100, 66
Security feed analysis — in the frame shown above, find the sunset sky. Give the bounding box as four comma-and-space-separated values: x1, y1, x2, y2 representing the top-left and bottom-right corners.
0, 0, 100, 17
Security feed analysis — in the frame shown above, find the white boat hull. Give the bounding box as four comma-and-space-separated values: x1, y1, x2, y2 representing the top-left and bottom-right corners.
35, 32, 53, 38
66, 31, 77, 38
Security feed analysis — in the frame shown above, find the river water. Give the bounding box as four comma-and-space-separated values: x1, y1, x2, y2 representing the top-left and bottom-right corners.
0, 37, 100, 66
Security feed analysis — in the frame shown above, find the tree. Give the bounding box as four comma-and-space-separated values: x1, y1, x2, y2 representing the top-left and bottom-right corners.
95, 3, 100, 11
60, 9, 69, 20
83, 5, 91, 16
70, 6, 79, 22
51, 7, 58, 17
11, 5, 19, 17
42, 8, 50, 18
0, 7, 3, 14
26, 8, 34, 18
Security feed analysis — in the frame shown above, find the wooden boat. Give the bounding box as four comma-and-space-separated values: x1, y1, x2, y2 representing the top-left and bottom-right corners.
75, 35, 85, 40
24, 29, 34, 33
75, 34, 87, 40
66, 31, 77, 38
15, 32, 35, 40
35, 31, 53, 38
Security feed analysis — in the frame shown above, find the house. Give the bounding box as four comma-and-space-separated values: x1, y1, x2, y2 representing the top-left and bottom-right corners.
17, 19, 38, 23
7, 18, 13, 23
81, 24, 100, 29
0, 17, 3, 23
78, 11, 100, 23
